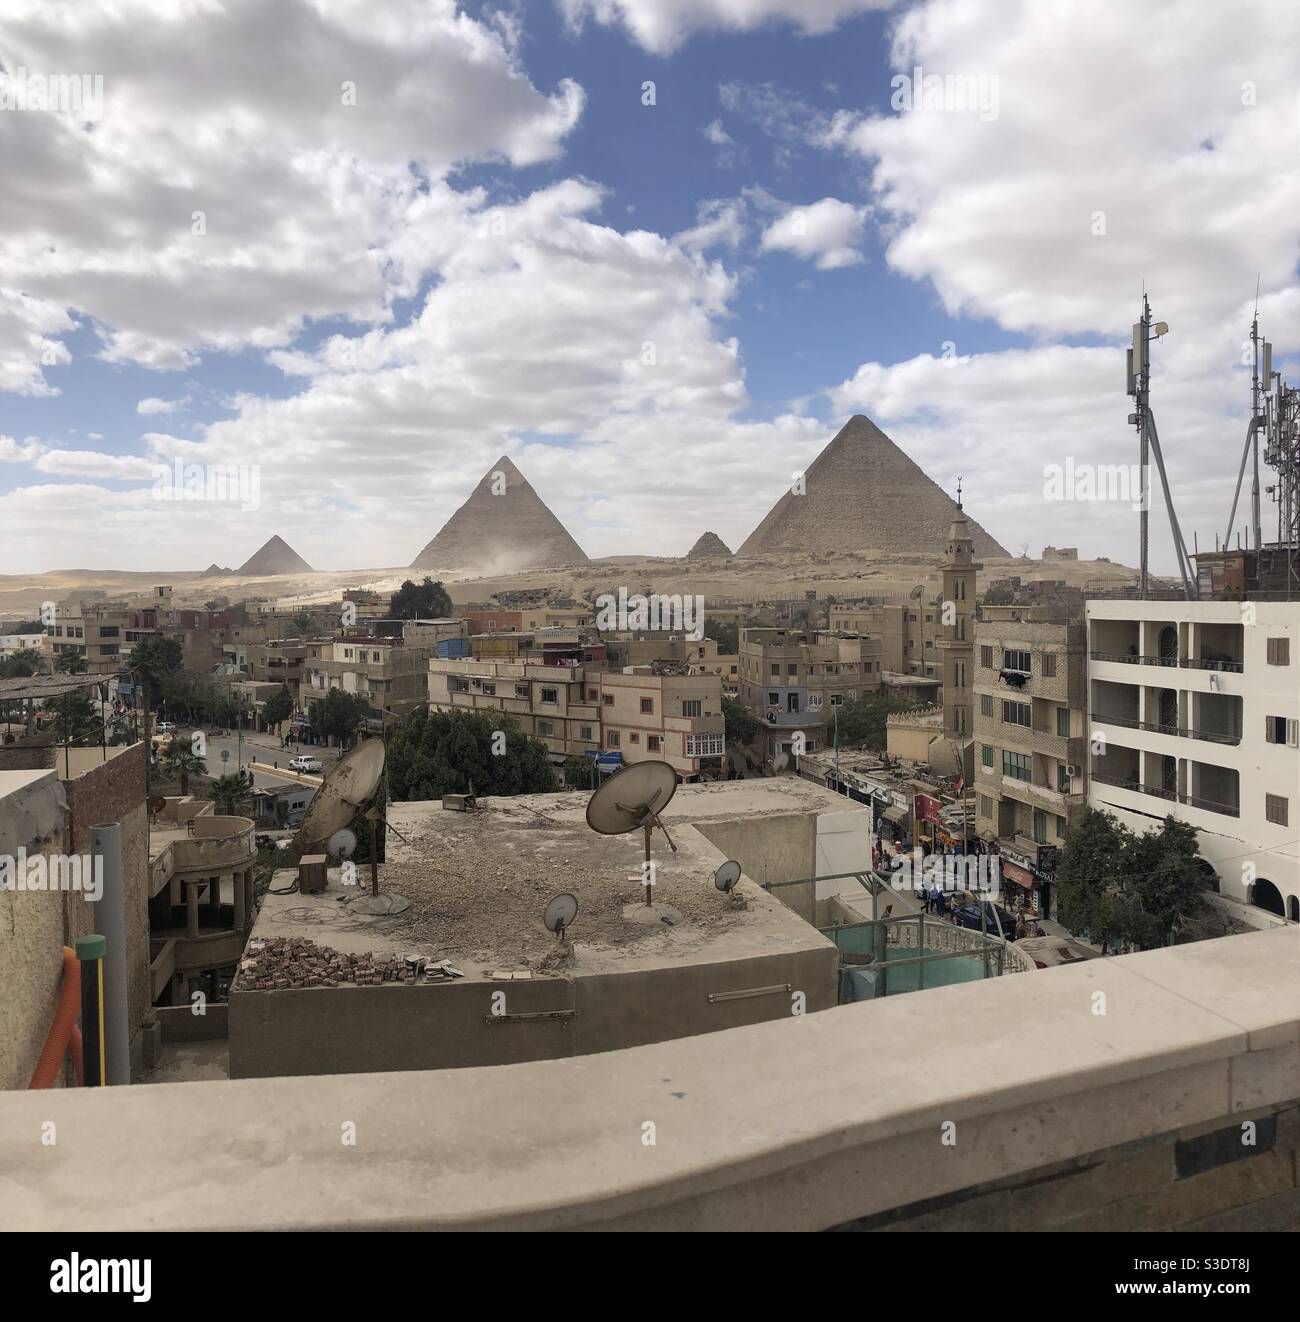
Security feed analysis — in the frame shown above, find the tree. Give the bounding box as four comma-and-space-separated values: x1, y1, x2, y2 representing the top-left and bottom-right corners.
1128, 816, 1210, 945
561, 754, 597, 790
833, 692, 910, 751
160, 740, 208, 795
46, 688, 98, 745
263, 685, 293, 728
314, 689, 372, 747
386, 708, 558, 801
0, 647, 46, 678
127, 635, 183, 712
1055, 808, 1130, 946
389, 577, 453, 620
703, 619, 739, 653
54, 651, 88, 674
208, 770, 253, 815
722, 695, 763, 749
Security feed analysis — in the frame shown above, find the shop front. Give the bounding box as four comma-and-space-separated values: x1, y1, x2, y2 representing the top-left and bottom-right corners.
994, 841, 1057, 918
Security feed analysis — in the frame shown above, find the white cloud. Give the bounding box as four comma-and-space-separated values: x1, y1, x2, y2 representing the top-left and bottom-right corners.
673, 198, 747, 253
557, 0, 896, 54
0, 0, 583, 384
703, 119, 733, 147
136, 395, 190, 416
0, 434, 45, 463
760, 198, 868, 269
32, 449, 159, 480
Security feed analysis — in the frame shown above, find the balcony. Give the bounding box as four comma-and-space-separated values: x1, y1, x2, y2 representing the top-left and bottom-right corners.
1090, 771, 1238, 817
1091, 713, 1241, 747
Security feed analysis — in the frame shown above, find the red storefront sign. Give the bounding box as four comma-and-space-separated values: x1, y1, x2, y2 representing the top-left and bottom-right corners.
1000, 860, 1036, 890
913, 793, 943, 826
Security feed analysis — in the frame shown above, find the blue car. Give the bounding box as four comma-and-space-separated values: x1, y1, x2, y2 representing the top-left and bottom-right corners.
951, 900, 1017, 937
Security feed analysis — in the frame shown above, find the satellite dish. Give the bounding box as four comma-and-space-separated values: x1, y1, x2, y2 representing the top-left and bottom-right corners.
327, 827, 357, 859
910, 583, 925, 599
713, 860, 742, 893
298, 739, 385, 847
543, 892, 579, 938
586, 760, 679, 907
147, 794, 166, 817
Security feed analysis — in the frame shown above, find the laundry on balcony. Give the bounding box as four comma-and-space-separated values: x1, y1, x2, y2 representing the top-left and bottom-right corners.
998, 668, 1029, 688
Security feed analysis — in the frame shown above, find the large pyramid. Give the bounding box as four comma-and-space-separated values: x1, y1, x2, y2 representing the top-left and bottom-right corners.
237, 535, 314, 576
411, 456, 588, 573
737, 415, 1008, 559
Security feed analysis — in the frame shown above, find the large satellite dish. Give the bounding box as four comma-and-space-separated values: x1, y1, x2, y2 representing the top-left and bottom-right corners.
586, 760, 679, 909
298, 739, 385, 847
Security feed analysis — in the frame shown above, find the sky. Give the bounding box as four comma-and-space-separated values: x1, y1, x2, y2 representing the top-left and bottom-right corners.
0, 0, 1297, 575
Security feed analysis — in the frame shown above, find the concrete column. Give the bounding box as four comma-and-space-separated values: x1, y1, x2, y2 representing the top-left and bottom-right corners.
233, 871, 246, 932
186, 880, 200, 938
208, 874, 222, 918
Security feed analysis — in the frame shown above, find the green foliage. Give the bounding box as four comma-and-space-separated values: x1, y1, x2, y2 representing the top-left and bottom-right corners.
1055, 808, 1211, 951
208, 770, 253, 815
387, 708, 558, 801
314, 688, 372, 746
47, 688, 98, 745
703, 618, 739, 653
127, 635, 183, 710
0, 647, 46, 678
389, 577, 453, 620
263, 685, 293, 727
561, 754, 597, 790
54, 651, 88, 674
160, 741, 208, 794
831, 692, 911, 751
722, 695, 763, 748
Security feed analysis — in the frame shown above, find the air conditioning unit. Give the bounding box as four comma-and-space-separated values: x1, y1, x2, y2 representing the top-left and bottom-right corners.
1065, 765, 1078, 780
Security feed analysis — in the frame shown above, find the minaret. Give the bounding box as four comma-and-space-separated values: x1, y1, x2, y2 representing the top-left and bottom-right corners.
939, 479, 981, 759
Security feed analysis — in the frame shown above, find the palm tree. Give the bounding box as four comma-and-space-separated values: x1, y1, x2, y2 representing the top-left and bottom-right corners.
207, 770, 253, 816
55, 651, 88, 674
160, 741, 208, 795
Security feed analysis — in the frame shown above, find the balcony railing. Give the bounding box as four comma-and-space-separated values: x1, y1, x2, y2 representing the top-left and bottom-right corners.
1089, 772, 1239, 816
1091, 713, 1241, 746
1087, 651, 1243, 675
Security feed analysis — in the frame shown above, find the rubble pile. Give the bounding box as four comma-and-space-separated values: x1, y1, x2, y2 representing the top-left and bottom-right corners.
235, 937, 462, 990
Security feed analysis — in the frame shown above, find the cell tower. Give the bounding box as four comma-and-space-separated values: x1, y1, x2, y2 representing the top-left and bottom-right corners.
1125, 292, 1196, 598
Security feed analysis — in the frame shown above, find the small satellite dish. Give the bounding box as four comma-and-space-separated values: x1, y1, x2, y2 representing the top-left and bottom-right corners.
543, 892, 579, 938
147, 794, 166, 816
327, 827, 357, 859
713, 860, 742, 893
910, 583, 925, 599
586, 760, 679, 908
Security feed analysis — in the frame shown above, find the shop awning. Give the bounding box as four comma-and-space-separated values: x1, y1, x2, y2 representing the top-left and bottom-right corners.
883, 804, 909, 824
1000, 860, 1037, 889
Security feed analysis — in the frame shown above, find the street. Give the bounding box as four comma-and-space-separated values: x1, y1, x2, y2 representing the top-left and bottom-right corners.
196, 731, 344, 790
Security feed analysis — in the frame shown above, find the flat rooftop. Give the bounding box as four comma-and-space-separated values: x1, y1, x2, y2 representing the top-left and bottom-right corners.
251, 778, 854, 981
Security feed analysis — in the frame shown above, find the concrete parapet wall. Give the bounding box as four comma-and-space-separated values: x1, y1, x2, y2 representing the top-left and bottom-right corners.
3, 926, 1297, 1229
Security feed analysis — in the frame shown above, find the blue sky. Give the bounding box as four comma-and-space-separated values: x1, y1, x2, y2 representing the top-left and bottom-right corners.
1, 0, 1296, 572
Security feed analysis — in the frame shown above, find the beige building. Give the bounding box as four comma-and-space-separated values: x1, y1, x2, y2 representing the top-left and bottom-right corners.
738, 628, 883, 765
974, 605, 1087, 915
939, 501, 979, 752
301, 636, 440, 722
827, 594, 945, 679
603, 634, 739, 692
599, 668, 725, 778
428, 657, 601, 761
45, 599, 87, 666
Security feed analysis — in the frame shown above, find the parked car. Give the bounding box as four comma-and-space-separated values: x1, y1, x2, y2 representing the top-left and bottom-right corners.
951, 900, 1018, 937
288, 754, 323, 774
155, 720, 176, 733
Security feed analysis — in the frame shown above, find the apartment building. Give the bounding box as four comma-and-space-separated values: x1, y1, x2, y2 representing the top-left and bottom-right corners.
81, 602, 160, 674
739, 628, 883, 765
827, 594, 945, 678
599, 668, 725, 779
428, 657, 601, 761
45, 599, 87, 665
603, 634, 739, 692
300, 636, 436, 722
973, 605, 1087, 917
1086, 596, 1297, 922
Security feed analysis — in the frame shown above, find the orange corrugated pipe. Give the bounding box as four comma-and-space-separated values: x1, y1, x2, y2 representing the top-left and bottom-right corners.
28, 946, 84, 1089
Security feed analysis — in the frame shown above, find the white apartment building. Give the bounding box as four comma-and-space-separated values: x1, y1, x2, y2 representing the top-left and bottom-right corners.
1086, 598, 1299, 922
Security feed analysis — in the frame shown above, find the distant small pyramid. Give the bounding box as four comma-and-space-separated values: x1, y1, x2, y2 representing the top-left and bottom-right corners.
237, 536, 314, 576
737, 415, 1008, 559
411, 456, 588, 573
687, 531, 732, 559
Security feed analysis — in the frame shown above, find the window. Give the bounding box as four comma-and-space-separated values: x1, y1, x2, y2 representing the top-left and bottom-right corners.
1002, 750, 1031, 781
682, 700, 702, 717
587, 688, 599, 701
1034, 810, 1048, 844
603, 693, 614, 706
538, 720, 553, 736
580, 725, 593, 741
481, 682, 495, 697
685, 733, 724, 757
1056, 706, 1070, 738
1266, 793, 1288, 826
980, 645, 993, 668
648, 735, 661, 751
978, 795, 993, 817
1267, 637, 1290, 666
954, 660, 965, 688
980, 694, 994, 718
1056, 815, 1068, 838
770, 664, 779, 677
1041, 652, 1057, 678
1002, 700, 1031, 727
607, 731, 620, 748
1004, 648, 1030, 673
767, 692, 779, 705
100, 626, 120, 638
981, 744, 994, 768
829, 693, 843, 707
1265, 716, 1299, 746
630, 732, 640, 744
640, 697, 654, 714
515, 684, 529, 698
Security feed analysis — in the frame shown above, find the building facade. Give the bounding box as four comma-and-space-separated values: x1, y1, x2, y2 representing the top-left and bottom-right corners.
1086, 597, 1297, 922
598, 669, 725, 779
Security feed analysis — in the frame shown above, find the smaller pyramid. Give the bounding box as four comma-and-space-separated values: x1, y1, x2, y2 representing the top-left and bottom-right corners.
202, 563, 233, 577
411, 456, 588, 572
686, 531, 732, 559
237, 536, 314, 576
